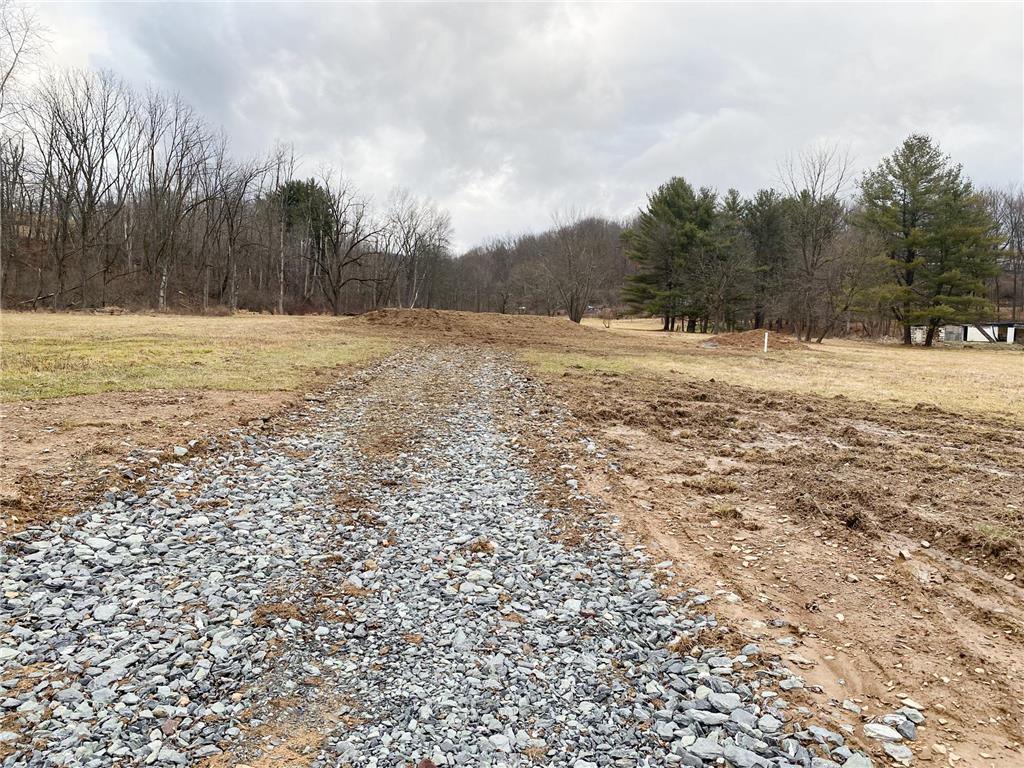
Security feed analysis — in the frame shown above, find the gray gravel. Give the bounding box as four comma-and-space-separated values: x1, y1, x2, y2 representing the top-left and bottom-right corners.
1, 349, 877, 767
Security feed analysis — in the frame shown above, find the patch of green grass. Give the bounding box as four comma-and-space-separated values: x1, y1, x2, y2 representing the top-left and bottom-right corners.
0, 313, 388, 401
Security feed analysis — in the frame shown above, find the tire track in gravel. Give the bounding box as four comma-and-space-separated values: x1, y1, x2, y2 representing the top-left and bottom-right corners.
2, 347, 890, 768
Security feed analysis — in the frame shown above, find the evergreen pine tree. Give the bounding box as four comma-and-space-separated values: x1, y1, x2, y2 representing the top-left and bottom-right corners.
622, 177, 715, 330
859, 134, 999, 345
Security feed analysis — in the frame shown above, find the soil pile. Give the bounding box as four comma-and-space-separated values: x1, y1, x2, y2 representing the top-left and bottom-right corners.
356, 308, 594, 347
706, 329, 805, 350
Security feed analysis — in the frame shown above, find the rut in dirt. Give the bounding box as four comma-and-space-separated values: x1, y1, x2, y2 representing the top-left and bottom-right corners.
0, 348, 880, 768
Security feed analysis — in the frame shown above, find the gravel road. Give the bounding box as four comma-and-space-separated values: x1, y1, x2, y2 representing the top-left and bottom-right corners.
1, 349, 883, 767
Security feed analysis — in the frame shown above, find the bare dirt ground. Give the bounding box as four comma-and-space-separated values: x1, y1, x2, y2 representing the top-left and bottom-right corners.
3, 309, 1022, 766
355, 307, 599, 349
0, 389, 302, 534
544, 368, 1024, 766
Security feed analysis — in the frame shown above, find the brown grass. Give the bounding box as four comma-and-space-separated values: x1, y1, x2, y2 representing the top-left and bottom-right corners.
463, 538, 496, 554
523, 745, 548, 762
1, 312, 386, 400
252, 602, 303, 626
550, 317, 1024, 423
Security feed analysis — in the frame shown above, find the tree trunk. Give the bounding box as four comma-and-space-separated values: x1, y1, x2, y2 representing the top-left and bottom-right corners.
924, 324, 937, 347
816, 317, 835, 344
33, 266, 43, 310
1013, 270, 1019, 321
902, 322, 912, 346
277, 223, 285, 315
158, 264, 169, 311
228, 240, 237, 312
568, 299, 583, 323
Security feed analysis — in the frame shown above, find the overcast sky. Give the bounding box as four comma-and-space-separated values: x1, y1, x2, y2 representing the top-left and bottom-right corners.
40, 1, 1024, 250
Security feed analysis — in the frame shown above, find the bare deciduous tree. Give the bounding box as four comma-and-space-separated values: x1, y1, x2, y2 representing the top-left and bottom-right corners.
541, 211, 612, 323
988, 186, 1024, 321
0, 0, 45, 121
388, 188, 452, 309
304, 171, 383, 315
779, 144, 851, 341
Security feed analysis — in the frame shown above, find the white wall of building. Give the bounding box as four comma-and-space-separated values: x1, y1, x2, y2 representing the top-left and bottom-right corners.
965, 325, 997, 342
959, 325, 1018, 343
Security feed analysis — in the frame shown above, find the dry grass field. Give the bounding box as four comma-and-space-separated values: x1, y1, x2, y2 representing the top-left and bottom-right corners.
5, 311, 1018, 416
568, 317, 1024, 423
2, 309, 1023, 763
0, 312, 388, 532
1, 312, 385, 400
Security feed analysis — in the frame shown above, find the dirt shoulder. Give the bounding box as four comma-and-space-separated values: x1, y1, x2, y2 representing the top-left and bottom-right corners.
539, 365, 1023, 767
0, 389, 305, 533
0, 311, 390, 533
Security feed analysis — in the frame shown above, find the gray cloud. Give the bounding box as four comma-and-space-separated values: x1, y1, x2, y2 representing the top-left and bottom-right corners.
42, 1, 1024, 249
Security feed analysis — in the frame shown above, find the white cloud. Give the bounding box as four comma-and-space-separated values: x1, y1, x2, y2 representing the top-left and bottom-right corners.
37, 1, 1024, 249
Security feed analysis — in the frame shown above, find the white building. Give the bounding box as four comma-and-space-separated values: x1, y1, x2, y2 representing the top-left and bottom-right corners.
941, 323, 1021, 344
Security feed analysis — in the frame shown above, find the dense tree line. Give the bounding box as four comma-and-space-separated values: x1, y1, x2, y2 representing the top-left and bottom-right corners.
0, 6, 458, 315
619, 139, 1020, 345
1, 4, 1021, 342
0, 5, 625, 320
435, 215, 632, 320
0, 65, 453, 314
453, 138, 1021, 347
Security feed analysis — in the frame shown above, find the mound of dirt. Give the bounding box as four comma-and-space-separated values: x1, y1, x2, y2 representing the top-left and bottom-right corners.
705, 329, 805, 350
356, 309, 593, 347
